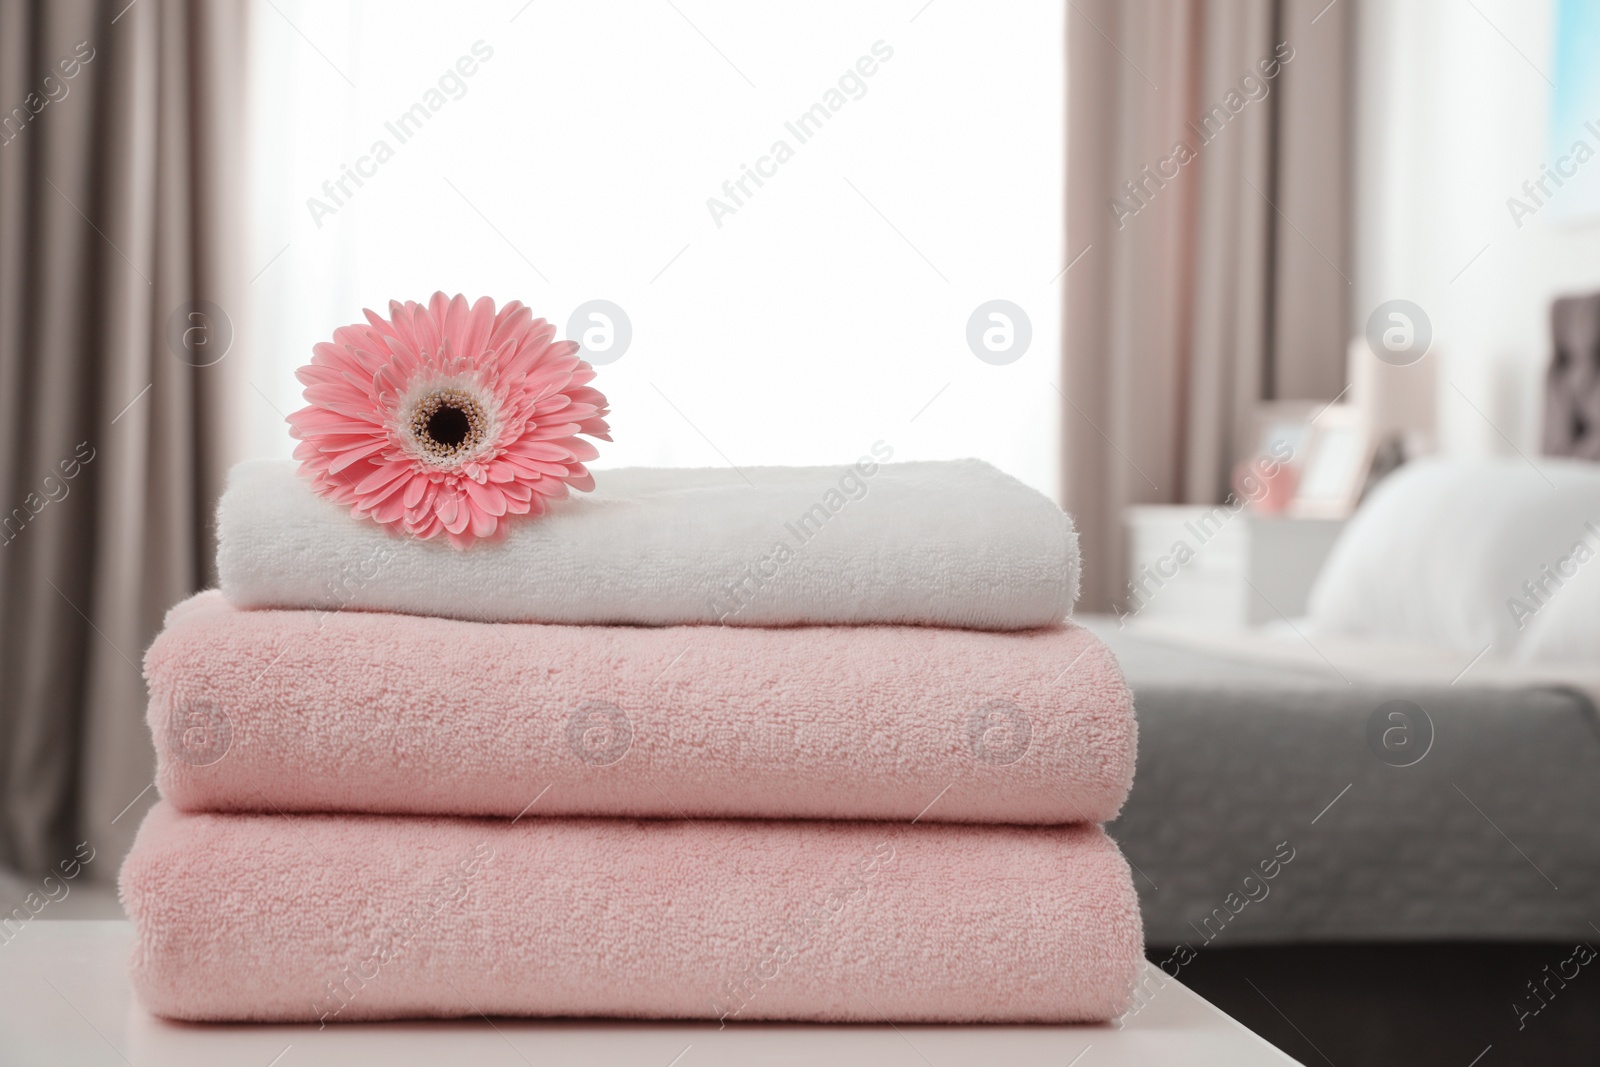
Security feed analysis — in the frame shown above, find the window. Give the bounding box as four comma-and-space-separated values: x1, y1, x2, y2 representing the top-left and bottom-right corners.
247, 0, 1063, 496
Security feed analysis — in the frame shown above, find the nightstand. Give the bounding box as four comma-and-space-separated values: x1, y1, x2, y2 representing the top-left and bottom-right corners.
1124, 505, 1345, 627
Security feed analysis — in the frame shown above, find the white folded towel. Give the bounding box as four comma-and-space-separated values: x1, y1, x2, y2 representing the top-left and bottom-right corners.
217, 456, 1077, 629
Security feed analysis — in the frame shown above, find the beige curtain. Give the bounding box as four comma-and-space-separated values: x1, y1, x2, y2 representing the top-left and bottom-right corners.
1063, 0, 1352, 611
0, 0, 247, 879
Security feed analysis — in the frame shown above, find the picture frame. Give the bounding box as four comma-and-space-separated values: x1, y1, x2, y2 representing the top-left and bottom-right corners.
1252, 400, 1322, 466
1289, 404, 1373, 519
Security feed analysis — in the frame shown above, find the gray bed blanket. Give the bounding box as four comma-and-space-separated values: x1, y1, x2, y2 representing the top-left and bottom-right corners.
1092, 621, 1600, 946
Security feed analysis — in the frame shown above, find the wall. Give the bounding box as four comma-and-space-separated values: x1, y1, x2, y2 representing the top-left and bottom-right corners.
1354, 0, 1600, 457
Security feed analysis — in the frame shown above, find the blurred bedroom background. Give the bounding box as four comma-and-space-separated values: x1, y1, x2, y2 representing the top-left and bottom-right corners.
3, 0, 1598, 1063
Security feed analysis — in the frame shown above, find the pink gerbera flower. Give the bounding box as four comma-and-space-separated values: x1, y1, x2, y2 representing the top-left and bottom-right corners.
287, 293, 610, 548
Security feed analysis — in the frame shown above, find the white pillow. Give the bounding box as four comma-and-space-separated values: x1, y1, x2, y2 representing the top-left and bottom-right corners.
1305, 457, 1600, 655
1515, 543, 1600, 663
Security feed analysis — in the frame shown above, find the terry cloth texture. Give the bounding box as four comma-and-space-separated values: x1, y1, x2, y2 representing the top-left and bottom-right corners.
147, 591, 1137, 824
120, 803, 1145, 1024
216, 457, 1079, 629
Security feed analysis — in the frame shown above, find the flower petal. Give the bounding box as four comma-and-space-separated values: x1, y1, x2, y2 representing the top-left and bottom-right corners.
464, 478, 507, 517
468, 500, 498, 539
326, 438, 390, 473
354, 461, 412, 496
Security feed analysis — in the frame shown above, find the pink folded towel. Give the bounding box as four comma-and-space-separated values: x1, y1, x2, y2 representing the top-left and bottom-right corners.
146, 592, 1136, 824
121, 802, 1144, 1023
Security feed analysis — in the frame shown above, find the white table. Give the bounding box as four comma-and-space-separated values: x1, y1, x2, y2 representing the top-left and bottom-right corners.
1, 922, 1302, 1065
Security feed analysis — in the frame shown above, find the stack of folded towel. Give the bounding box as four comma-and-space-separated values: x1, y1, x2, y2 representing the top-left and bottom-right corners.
121, 454, 1143, 1024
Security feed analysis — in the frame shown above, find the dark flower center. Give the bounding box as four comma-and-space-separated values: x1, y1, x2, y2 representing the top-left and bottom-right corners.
409, 389, 486, 462
426, 405, 471, 447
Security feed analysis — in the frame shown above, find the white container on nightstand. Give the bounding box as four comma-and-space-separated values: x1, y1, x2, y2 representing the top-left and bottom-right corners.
1124, 505, 1345, 628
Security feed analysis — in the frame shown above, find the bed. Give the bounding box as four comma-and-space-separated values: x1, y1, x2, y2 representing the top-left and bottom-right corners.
1101, 289, 1600, 948
1094, 618, 1600, 946
1090, 302, 1600, 1064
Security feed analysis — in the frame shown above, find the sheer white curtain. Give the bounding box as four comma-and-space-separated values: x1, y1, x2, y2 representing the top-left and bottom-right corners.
245, 0, 1063, 496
